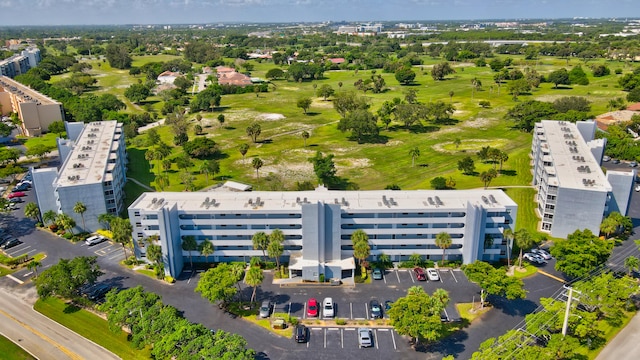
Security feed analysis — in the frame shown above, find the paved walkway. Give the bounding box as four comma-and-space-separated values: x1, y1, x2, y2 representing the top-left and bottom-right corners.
128, 177, 154, 191
595, 311, 640, 360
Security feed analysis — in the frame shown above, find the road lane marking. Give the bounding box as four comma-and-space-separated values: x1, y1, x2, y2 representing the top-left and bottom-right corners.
6, 274, 24, 284
537, 269, 566, 283
324, 329, 327, 348
0, 308, 82, 360
374, 329, 379, 349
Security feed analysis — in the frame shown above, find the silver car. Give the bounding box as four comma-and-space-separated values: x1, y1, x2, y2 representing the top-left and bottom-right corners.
259, 300, 272, 318
358, 328, 372, 348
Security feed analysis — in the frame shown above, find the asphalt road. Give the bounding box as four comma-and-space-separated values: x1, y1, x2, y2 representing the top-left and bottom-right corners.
0, 286, 118, 360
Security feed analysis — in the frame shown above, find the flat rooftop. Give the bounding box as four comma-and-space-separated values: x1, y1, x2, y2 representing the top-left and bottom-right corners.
0, 75, 60, 106
57, 121, 120, 187
130, 188, 516, 212
538, 120, 610, 191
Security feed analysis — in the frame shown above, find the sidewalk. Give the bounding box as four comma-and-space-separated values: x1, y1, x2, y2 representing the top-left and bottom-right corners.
595, 311, 640, 360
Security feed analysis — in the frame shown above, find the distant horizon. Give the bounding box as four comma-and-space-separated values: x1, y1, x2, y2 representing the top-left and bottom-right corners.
0, 0, 637, 27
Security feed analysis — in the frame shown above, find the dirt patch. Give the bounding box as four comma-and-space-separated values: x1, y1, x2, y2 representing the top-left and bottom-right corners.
433, 138, 509, 153
385, 140, 403, 147
337, 158, 371, 168
463, 117, 494, 128
312, 98, 334, 108
258, 162, 315, 183
257, 113, 286, 121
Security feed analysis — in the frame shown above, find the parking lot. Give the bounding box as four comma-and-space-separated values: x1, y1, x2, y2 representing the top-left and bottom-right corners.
304, 326, 398, 350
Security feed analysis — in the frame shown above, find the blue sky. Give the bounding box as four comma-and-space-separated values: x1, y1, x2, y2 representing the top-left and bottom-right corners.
2, 0, 637, 26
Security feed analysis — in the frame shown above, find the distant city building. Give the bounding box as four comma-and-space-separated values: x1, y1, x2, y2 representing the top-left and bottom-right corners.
531, 120, 634, 238
32, 121, 127, 233
128, 187, 517, 279
0, 75, 64, 136
0, 47, 40, 78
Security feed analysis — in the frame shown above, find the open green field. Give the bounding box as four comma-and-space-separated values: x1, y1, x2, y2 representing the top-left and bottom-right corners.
34, 297, 151, 360
0, 334, 35, 360
60, 53, 632, 238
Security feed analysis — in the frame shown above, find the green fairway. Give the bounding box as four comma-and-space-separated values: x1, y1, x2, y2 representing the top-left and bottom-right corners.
34, 297, 151, 360
0, 334, 35, 360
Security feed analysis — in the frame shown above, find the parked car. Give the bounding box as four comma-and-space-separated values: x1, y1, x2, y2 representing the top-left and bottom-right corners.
0, 234, 14, 247
523, 252, 547, 264
307, 298, 318, 318
602, 155, 611, 162
87, 284, 113, 301
11, 184, 28, 192
531, 248, 552, 260
322, 297, 334, 318
85, 235, 107, 246
17, 180, 31, 187
9, 197, 23, 203
635, 184, 640, 192
384, 300, 393, 312
7, 191, 25, 199
259, 300, 272, 318
371, 268, 383, 280
358, 328, 373, 348
294, 324, 308, 343
1, 238, 22, 250
413, 267, 427, 281
369, 300, 383, 319
426, 268, 440, 281
612, 159, 621, 164
630, 161, 638, 168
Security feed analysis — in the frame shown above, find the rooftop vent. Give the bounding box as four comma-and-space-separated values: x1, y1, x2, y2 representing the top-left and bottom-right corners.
481, 196, 490, 204
489, 195, 497, 204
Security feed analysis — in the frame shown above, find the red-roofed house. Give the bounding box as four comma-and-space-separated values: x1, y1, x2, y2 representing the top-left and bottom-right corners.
627, 102, 640, 112
218, 72, 253, 86
329, 58, 345, 64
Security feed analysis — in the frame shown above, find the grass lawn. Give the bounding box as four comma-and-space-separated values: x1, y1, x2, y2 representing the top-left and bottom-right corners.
511, 264, 538, 279
34, 297, 151, 360
20, 133, 59, 151
0, 334, 35, 360
0, 266, 13, 276
456, 302, 492, 323
227, 302, 293, 338
123, 180, 152, 209
585, 311, 637, 359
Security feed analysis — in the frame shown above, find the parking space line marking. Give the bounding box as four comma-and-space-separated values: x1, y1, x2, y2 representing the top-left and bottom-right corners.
345, 328, 355, 331
395, 270, 401, 283
23, 271, 33, 277
374, 329, 379, 349
391, 330, 397, 350
450, 269, 458, 283
6, 274, 23, 284
410, 271, 415, 283
311, 328, 322, 330
350, 302, 353, 319
341, 329, 344, 349
377, 328, 389, 331
324, 329, 327, 348
327, 328, 339, 331
364, 303, 369, 320
303, 302, 307, 319
383, 272, 387, 284
288, 302, 291, 318
354, 318, 365, 320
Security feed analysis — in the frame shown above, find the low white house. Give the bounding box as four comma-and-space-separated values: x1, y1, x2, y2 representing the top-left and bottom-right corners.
157, 71, 181, 85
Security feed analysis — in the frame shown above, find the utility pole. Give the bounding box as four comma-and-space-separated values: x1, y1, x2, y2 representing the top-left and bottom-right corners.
562, 286, 582, 337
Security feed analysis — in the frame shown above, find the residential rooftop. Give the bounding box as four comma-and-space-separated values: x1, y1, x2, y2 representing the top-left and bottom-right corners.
0, 75, 60, 105
130, 188, 516, 212
57, 121, 122, 187
537, 120, 610, 191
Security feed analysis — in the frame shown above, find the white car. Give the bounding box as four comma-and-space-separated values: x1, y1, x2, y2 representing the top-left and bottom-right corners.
85, 235, 106, 246
635, 185, 640, 192
523, 252, 547, 264
531, 248, 552, 260
426, 268, 440, 281
322, 297, 334, 318
358, 328, 372, 348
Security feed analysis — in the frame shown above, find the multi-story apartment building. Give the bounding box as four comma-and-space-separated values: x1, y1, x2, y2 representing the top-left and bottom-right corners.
0, 75, 64, 136
0, 47, 40, 78
128, 188, 517, 279
531, 120, 634, 238
32, 121, 127, 233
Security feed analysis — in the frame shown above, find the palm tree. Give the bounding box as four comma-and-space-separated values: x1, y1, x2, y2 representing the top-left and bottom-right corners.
199, 160, 219, 186
43, 210, 57, 226
26, 260, 41, 278
407, 285, 424, 296
503, 228, 514, 268
24, 202, 42, 224
432, 288, 449, 307
378, 253, 391, 269
73, 201, 87, 231
301, 131, 310, 147
111, 217, 133, 261
624, 256, 639, 276
245, 266, 264, 303
515, 229, 536, 269
498, 151, 509, 172
239, 143, 249, 164
408, 146, 420, 167
182, 235, 198, 271
98, 213, 115, 230
252, 157, 263, 179
267, 229, 285, 269
252, 232, 269, 262
435, 232, 452, 266
199, 240, 215, 265
351, 229, 370, 267
56, 213, 76, 235
409, 253, 422, 267
230, 262, 245, 301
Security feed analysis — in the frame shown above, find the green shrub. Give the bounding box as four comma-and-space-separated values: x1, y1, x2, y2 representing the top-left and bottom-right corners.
263, 261, 277, 270
165, 276, 175, 283
336, 319, 347, 325
62, 232, 73, 239
250, 257, 261, 268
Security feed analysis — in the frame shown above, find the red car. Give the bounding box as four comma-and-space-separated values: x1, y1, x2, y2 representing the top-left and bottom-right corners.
7, 192, 25, 199
413, 267, 427, 281
307, 298, 318, 317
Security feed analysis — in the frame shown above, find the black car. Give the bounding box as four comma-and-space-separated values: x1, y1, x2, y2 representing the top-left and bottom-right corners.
0, 234, 12, 246
294, 324, 308, 343
9, 197, 23, 203
1, 238, 22, 250
87, 284, 113, 301
369, 300, 383, 319
11, 184, 29, 192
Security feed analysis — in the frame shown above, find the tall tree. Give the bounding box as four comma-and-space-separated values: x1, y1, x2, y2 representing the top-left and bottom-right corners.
252, 157, 264, 179
56, 213, 76, 235
43, 209, 57, 226
26, 260, 41, 278
457, 156, 475, 175
308, 151, 337, 186
624, 256, 639, 276
267, 229, 285, 269
73, 201, 87, 231
551, 229, 613, 278
351, 229, 370, 265
195, 263, 244, 307
514, 228, 536, 269
409, 147, 420, 167
24, 202, 42, 224
301, 130, 310, 147
111, 217, 133, 261
182, 235, 198, 271
246, 123, 261, 143
199, 160, 220, 186
239, 143, 249, 164
480, 169, 498, 189
252, 232, 269, 262
35, 257, 103, 298
245, 266, 264, 303
462, 261, 526, 308
435, 232, 452, 266
388, 286, 449, 347
198, 240, 215, 265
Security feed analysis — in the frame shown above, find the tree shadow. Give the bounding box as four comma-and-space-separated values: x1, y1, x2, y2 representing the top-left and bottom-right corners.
211, 106, 230, 112
63, 302, 81, 314
304, 112, 321, 116
410, 125, 440, 134
433, 118, 460, 126
424, 328, 469, 357
488, 295, 538, 317
328, 176, 360, 190
419, 163, 429, 167
500, 170, 517, 176
257, 139, 273, 145
346, 134, 390, 144
223, 126, 236, 130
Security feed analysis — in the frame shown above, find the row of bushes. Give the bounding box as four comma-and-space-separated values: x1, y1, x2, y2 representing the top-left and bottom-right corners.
1, 253, 31, 268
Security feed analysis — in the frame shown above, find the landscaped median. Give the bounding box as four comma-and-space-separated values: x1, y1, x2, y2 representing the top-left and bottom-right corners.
0, 334, 36, 360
